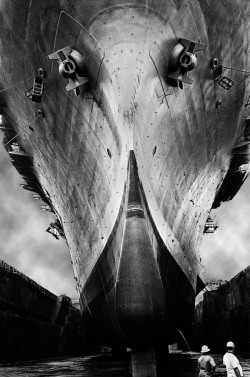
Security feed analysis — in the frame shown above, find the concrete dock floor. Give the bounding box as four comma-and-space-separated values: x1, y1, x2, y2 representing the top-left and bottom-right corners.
0, 352, 250, 376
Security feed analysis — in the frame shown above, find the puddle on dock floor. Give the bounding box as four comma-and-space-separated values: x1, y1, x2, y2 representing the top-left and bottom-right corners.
0, 353, 250, 377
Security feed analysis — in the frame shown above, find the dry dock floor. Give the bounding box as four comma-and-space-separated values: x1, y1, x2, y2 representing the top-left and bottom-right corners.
0, 352, 250, 376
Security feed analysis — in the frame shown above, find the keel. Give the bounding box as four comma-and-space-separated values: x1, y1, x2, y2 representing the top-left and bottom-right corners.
131, 347, 157, 377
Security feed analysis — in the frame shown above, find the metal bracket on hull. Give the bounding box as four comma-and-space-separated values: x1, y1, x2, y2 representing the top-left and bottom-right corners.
168, 38, 206, 85
203, 215, 219, 234
212, 58, 234, 90
25, 75, 44, 103
46, 218, 65, 240
8, 142, 28, 157
48, 46, 89, 96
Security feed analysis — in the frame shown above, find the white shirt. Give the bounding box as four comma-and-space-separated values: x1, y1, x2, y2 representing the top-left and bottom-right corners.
223, 352, 243, 377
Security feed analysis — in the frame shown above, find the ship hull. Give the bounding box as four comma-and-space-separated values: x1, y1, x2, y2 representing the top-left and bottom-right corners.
0, 0, 250, 357
80, 152, 195, 347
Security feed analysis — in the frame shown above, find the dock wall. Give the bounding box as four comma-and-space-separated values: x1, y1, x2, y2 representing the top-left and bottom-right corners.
191, 266, 250, 352
0, 260, 86, 363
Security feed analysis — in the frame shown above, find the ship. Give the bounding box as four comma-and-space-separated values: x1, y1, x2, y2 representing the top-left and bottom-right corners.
0, 0, 250, 375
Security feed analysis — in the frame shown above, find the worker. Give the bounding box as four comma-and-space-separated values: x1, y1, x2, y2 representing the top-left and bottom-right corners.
223, 341, 243, 377
198, 345, 216, 376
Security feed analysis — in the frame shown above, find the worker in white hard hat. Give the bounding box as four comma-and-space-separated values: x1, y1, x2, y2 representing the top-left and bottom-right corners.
198, 345, 216, 376
223, 341, 243, 377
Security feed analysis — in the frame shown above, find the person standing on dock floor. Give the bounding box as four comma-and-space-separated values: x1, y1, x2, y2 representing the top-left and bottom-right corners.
198, 345, 216, 376
223, 341, 244, 377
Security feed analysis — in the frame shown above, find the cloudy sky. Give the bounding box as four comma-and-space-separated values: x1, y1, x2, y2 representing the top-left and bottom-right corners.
201, 179, 250, 283
0, 133, 76, 297
0, 130, 250, 298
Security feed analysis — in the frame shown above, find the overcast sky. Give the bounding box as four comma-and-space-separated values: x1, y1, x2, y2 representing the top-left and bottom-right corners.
0, 131, 250, 298
201, 179, 250, 283
0, 133, 76, 298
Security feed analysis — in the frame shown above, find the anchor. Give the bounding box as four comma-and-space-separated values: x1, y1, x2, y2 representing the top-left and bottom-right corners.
168, 38, 206, 85
48, 46, 89, 96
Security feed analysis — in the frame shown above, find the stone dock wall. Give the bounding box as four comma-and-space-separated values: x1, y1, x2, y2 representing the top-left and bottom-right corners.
0, 259, 86, 363
191, 266, 250, 352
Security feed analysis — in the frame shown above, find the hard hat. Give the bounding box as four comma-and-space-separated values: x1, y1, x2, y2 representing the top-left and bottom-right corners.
201, 345, 210, 353
226, 341, 235, 348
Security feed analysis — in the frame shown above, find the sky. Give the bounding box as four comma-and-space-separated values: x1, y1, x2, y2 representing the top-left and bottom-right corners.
200, 179, 250, 283
0, 133, 76, 298
0, 131, 250, 298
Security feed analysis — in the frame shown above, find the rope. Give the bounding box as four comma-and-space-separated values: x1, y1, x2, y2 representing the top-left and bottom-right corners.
221, 65, 250, 74
90, 54, 105, 114
149, 50, 170, 108
51, 10, 105, 74
3, 114, 42, 147
50, 11, 63, 73
0, 77, 35, 94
